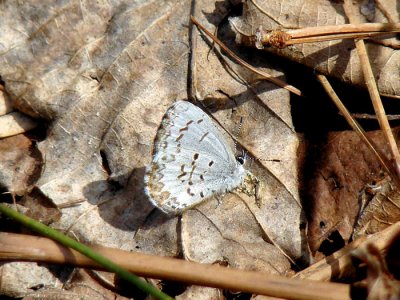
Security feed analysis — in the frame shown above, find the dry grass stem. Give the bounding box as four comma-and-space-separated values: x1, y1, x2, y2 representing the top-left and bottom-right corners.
380, 93, 400, 100
343, 1, 400, 187
287, 23, 400, 44
188, 1, 198, 101
255, 22, 400, 49
349, 113, 400, 121
375, 0, 397, 23
0, 232, 350, 300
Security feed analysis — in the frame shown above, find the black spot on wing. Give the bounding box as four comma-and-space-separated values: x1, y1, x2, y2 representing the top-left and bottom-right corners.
179, 120, 194, 132
188, 164, 196, 184
187, 188, 195, 196
177, 172, 187, 179
177, 164, 187, 179
199, 132, 209, 142
176, 133, 184, 142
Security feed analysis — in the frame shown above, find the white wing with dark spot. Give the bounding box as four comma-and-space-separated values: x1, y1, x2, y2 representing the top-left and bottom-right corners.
144, 100, 246, 214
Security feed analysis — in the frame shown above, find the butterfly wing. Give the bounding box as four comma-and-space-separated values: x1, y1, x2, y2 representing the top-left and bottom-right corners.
145, 100, 245, 214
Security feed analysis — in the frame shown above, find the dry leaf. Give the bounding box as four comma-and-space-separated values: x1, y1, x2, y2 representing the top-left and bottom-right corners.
0, 0, 310, 297
19, 187, 62, 225
305, 128, 400, 258
0, 134, 42, 195
0, 262, 67, 298
1, 0, 190, 296
231, 0, 400, 97
190, 0, 309, 266
176, 286, 222, 300
352, 177, 400, 240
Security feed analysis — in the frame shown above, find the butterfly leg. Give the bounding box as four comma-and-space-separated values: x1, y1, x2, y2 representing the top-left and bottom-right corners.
214, 195, 224, 209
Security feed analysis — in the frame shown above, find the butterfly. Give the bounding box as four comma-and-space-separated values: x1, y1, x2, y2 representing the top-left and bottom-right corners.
144, 100, 249, 214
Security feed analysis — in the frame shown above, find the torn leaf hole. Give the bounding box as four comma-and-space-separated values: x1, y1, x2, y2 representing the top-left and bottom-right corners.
318, 230, 345, 256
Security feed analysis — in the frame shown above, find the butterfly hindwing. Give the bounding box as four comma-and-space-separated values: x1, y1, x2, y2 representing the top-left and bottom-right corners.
145, 101, 246, 214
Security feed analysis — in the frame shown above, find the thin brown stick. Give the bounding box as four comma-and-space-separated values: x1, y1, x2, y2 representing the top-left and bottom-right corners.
294, 221, 400, 281
188, 1, 198, 101
287, 23, 400, 40
254, 23, 400, 49
380, 93, 400, 100
347, 113, 400, 121
343, 1, 400, 187
375, 0, 397, 23
190, 16, 303, 97
0, 232, 350, 300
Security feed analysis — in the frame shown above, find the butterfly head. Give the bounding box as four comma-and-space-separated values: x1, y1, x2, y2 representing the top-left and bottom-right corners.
235, 149, 247, 166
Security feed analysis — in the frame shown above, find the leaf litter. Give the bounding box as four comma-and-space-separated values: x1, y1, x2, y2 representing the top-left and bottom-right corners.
0, 0, 400, 298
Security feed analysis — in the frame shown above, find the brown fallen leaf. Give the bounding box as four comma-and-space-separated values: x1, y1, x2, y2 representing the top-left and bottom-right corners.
5, 0, 399, 298
0, 134, 42, 195
352, 178, 400, 240
190, 0, 309, 266
19, 187, 62, 225
0, 0, 308, 297
230, 0, 400, 97
304, 127, 400, 258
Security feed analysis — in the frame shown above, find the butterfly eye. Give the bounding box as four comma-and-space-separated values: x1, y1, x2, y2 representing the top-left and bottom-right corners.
236, 156, 245, 165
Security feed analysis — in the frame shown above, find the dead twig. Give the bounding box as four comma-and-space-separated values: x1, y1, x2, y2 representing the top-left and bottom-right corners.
253, 23, 400, 49
0, 232, 350, 300
345, 113, 400, 121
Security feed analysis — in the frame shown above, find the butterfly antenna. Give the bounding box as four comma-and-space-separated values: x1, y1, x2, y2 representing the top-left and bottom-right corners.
233, 116, 243, 153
